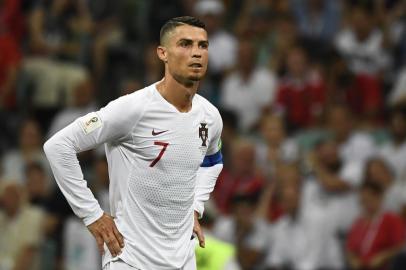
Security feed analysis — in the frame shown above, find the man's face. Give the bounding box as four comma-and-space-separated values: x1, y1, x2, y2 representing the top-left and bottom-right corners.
328, 107, 352, 140
281, 185, 300, 215
360, 189, 382, 216
261, 116, 285, 145
391, 113, 406, 139
0, 185, 20, 215
317, 141, 339, 168
159, 25, 209, 84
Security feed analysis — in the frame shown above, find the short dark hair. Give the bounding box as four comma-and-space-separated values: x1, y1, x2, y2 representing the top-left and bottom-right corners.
360, 180, 384, 196
25, 161, 45, 175
159, 16, 206, 45
390, 105, 406, 120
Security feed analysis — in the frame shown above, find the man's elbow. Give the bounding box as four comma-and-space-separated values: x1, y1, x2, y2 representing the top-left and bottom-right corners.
43, 135, 62, 158
43, 137, 55, 157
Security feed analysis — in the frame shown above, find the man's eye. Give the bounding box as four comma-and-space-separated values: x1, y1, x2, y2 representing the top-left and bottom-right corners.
200, 44, 208, 49
180, 42, 189, 47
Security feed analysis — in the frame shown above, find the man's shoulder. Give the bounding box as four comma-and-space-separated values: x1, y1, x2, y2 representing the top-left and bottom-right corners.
195, 94, 221, 118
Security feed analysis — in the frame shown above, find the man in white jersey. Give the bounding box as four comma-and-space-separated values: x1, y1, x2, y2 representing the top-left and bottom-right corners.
43, 16, 223, 270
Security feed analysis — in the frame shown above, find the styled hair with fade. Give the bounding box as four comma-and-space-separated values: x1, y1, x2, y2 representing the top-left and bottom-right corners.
159, 16, 206, 45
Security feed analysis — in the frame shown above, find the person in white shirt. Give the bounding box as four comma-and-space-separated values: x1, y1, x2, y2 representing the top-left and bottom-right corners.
327, 104, 376, 165
388, 68, 406, 106
302, 139, 364, 269
44, 16, 223, 270
193, 0, 237, 75
265, 165, 341, 270
220, 40, 277, 132
334, 5, 390, 76
379, 106, 406, 184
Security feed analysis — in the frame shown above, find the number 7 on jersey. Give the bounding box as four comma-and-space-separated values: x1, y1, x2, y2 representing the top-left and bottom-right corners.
150, 141, 169, 167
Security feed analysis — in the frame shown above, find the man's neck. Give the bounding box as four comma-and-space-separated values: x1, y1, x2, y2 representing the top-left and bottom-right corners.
156, 74, 199, 113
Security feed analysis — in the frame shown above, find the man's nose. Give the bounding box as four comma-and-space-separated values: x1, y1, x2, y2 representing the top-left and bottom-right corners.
191, 45, 202, 58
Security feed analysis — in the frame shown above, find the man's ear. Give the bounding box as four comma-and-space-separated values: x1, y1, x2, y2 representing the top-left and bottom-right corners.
157, 46, 168, 63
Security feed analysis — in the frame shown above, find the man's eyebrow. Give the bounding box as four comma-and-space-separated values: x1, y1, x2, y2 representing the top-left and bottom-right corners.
177, 38, 193, 44
176, 38, 209, 44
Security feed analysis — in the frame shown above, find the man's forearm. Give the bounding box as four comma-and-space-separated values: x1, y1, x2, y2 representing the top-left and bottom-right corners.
44, 123, 103, 225
194, 163, 223, 217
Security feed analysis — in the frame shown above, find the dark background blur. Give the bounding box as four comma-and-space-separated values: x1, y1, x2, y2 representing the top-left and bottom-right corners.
1, 0, 406, 270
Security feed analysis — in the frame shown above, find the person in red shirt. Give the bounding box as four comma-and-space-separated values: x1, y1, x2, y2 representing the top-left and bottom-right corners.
275, 45, 326, 131
214, 138, 264, 214
0, 0, 23, 110
0, 33, 21, 110
0, 0, 24, 41
346, 181, 406, 270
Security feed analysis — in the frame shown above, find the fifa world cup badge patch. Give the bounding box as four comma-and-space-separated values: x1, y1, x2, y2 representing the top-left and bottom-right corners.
81, 112, 102, 134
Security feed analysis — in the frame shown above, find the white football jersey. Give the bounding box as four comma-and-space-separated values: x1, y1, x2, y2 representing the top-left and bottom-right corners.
44, 83, 223, 269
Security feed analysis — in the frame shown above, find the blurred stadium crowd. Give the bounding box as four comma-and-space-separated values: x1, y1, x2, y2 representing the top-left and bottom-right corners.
1, 0, 406, 269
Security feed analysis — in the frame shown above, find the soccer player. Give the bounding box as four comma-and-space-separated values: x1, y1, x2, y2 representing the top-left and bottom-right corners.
44, 16, 223, 270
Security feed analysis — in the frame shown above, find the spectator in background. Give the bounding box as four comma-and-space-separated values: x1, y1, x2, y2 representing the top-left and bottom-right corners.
22, 0, 91, 115
375, 0, 406, 73
364, 157, 406, 214
88, 0, 143, 103
305, 139, 363, 231
63, 216, 100, 270
220, 40, 277, 132
193, 0, 238, 104
214, 138, 264, 215
327, 104, 376, 166
218, 109, 239, 166
214, 194, 269, 270
291, 0, 341, 45
89, 0, 125, 81
0, 32, 21, 111
25, 161, 51, 207
194, 0, 237, 76
195, 201, 240, 270
275, 45, 326, 131
0, 0, 22, 111
1, 118, 49, 183
265, 164, 340, 270
346, 181, 406, 270
255, 113, 299, 180
47, 75, 97, 138
0, 181, 45, 270
335, 3, 390, 76
246, 7, 273, 68
388, 68, 406, 106
0, 0, 24, 42
256, 164, 290, 224
267, 12, 299, 74
335, 3, 388, 121
41, 188, 73, 270
379, 106, 406, 184
302, 139, 365, 268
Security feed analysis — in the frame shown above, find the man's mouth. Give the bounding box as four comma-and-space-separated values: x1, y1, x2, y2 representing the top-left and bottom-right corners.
189, 63, 203, 68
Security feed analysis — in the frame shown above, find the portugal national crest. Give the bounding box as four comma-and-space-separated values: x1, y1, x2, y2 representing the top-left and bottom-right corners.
199, 123, 208, 147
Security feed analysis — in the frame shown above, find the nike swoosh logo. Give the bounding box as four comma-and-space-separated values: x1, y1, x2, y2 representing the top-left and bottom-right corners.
152, 129, 168, 136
